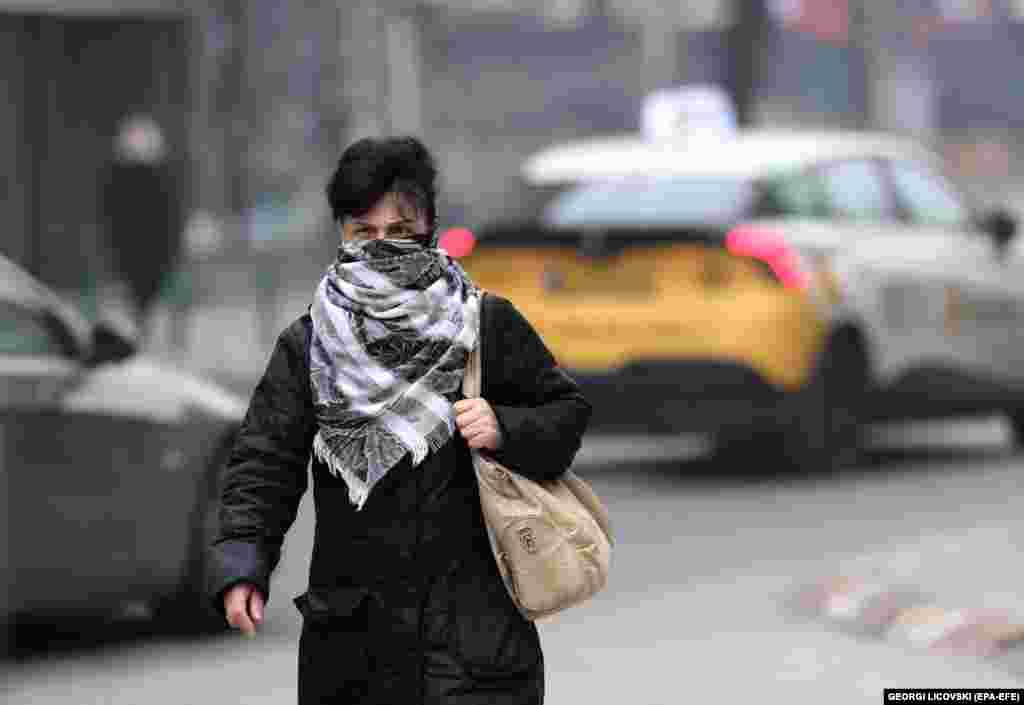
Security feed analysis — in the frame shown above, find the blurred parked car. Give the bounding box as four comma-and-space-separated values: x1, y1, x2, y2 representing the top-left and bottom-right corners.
456, 129, 1024, 471
0, 254, 245, 634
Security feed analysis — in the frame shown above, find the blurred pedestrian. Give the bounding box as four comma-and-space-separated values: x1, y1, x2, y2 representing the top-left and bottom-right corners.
207, 136, 592, 704
98, 113, 183, 340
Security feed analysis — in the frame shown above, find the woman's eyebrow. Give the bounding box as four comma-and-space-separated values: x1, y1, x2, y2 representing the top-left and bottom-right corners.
352, 218, 415, 227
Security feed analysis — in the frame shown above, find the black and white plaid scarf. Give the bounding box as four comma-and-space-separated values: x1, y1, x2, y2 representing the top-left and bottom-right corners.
310, 237, 481, 510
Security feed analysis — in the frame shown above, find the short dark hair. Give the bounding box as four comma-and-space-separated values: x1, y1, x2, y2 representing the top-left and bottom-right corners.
326, 136, 438, 228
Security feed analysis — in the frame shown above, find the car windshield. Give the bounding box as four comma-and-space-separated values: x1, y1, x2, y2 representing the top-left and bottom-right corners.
541, 177, 755, 229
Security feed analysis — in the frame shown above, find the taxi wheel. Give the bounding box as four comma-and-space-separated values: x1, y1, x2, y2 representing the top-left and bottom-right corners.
781, 330, 868, 474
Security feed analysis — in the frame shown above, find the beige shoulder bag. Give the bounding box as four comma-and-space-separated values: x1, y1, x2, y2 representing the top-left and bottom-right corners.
462, 313, 613, 622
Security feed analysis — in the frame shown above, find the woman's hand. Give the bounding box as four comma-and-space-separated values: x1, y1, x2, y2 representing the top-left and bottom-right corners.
454, 397, 504, 451
223, 582, 265, 637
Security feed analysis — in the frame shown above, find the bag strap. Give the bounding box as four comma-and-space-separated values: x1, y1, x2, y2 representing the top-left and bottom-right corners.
461, 291, 486, 399
462, 332, 482, 398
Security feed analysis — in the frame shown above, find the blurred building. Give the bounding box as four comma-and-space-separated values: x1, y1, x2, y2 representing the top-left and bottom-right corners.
2, 0, 1023, 385
1, 0, 188, 319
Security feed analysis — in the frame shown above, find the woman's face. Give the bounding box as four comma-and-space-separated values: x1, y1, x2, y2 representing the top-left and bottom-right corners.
341, 193, 429, 244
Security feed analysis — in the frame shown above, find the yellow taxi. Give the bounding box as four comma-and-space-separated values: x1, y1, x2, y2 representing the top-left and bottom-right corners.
449, 128, 1024, 472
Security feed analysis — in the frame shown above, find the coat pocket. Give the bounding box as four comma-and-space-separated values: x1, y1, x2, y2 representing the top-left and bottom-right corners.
449, 558, 542, 679
295, 588, 372, 703
294, 587, 370, 626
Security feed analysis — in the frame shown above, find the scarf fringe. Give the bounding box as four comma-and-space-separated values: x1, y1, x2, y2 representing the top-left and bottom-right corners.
314, 416, 454, 511
313, 432, 371, 511
406, 426, 430, 467
426, 423, 450, 456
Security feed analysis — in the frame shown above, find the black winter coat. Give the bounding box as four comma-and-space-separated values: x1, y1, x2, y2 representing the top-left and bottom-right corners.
207, 294, 592, 704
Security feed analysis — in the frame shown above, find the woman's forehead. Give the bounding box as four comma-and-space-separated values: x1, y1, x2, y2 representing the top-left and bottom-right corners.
354, 193, 425, 224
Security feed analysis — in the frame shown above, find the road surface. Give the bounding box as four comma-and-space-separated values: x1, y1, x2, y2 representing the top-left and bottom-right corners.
4, 418, 1024, 704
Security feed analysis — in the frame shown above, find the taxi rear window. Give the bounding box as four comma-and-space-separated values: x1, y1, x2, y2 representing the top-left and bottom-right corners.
541, 177, 755, 229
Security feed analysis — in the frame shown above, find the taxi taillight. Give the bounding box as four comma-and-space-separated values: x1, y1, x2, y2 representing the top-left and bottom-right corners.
725, 225, 811, 291
439, 227, 476, 258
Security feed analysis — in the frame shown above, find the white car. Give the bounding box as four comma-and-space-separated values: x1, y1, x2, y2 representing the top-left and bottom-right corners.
460, 128, 1024, 471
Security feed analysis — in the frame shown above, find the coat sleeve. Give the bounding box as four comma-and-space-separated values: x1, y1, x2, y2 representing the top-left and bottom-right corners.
206, 320, 315, 612
483, 295, 593, 481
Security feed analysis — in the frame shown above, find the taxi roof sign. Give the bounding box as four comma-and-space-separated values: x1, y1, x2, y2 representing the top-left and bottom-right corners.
641, 84, 737, 141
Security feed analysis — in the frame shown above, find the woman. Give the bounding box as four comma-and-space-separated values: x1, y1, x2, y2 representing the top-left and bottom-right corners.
207, 136, 592, 704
